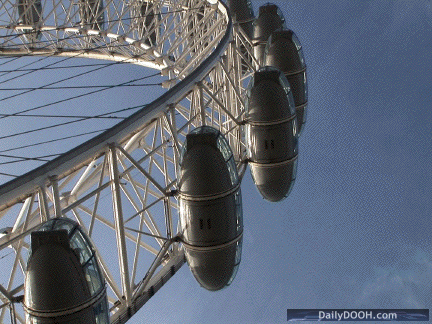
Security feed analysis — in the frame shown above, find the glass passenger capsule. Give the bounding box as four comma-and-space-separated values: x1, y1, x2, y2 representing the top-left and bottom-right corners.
178, 126, 243, 291
265, 29, 308, 134
131, 1, 161, 46
226, 0, 255, 72
17, 0, 42, 42
245, 66, 299, 202
226, 0, 255, 39
24, 218, 109, 324
184, 3, 207, 55
252, 3, 286, 65
79, 0, 105, 31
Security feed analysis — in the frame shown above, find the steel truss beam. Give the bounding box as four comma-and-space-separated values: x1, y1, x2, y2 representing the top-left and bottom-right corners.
0, 0, 256, 322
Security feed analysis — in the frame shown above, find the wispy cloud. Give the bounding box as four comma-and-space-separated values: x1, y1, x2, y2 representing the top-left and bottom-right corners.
355, 244, 432, 308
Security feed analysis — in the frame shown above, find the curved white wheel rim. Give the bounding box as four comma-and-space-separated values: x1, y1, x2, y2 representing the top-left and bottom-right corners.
0, 0, 257, 322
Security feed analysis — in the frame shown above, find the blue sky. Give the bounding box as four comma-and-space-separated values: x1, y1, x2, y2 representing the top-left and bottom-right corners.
130, 1, 432, 323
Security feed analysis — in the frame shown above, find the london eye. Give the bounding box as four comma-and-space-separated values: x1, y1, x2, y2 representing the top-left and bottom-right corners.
0, 0, 307, 322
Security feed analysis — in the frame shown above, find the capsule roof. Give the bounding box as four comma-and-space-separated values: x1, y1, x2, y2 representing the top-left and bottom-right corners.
179, 126, 239, 191
253, 2, 286, 35
250, 66, 292, 92
265, 29, 306, 70
257, 3, 285, 25
29, 218, 105, 297
226, 0, 254, 22
24, 218, 108, 323
247, 66, 296, 117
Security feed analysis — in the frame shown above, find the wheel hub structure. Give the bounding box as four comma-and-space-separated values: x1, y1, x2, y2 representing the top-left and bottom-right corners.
0, 0, 256, 322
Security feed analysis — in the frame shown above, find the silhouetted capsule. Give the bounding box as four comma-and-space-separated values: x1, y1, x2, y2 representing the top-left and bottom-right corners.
246, 66, 298, 202
265, 29, 308, 134
79, 0, 105, 31
17, 0, 42, 42
178, 126, 242, 291
226, 0, 254, 40
253, 3, 286, 66
24, 218, 109, 323
132, 1, 160, 46
184, 4, 207, 54
226, 0, 255, 72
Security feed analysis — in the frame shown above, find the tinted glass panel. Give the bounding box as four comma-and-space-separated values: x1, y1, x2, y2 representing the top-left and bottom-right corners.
279, 74, 292, 95
52, 219, 76, 235
190, 126, 218, 135
70, 230, 93, 265
216, 134, 233, 161
234, 189, 243, 233
226, 156, 239, 185
94, 297, 109, 324
227, 240, 243, 285
304, 71, 308, 98
292, 32, 302, 50
276, 7, 286, 26
38, 219, 55, 231
84, 257, 103, 296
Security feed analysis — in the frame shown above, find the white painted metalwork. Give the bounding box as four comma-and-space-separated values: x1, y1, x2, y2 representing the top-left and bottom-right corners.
0, 0, 257, 322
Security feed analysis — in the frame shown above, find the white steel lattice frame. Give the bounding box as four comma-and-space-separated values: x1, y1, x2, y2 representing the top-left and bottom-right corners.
0, 0, 257, 322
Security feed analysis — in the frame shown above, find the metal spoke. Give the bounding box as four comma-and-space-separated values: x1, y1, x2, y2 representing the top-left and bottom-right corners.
0, 0, 257, 322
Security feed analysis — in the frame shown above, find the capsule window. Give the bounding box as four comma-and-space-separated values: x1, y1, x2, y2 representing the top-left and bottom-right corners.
180, 126, 239, 186
93, 297, 109, 324
276, 7, 286, 26
199, 219, 204, 230
70, 230, 93, 265
52, 218, 76, 235
18, 0, 42, 24
226, 156, 239, 185
278, 74, 292, 96
84, 257, 103, 296
291, 32, 302, 51
207, 218, 211, 229
227, 240, 243, 286
216, 134, 233, 161
303, 72, 308, 98
37, 219, 56, 231
235, 189, 243, 233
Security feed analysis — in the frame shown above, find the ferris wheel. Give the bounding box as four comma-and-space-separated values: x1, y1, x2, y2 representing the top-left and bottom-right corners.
0, 0, 307, 322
